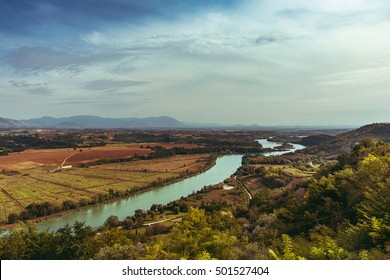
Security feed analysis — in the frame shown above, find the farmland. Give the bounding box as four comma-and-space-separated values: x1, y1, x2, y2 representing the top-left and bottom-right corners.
0, 153, 213, 224
0, 144, 151, 171
0, 143, 202, 171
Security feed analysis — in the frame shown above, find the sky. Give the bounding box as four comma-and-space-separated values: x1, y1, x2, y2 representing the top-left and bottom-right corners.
1, 0, 390, 126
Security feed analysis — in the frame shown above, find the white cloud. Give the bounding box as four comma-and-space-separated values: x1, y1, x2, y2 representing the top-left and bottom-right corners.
84, 79, 149, 91
317, 66, 390, 87
82, 31, 105, 45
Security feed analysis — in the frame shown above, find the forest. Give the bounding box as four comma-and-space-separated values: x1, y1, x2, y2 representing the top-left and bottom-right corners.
0, 137, 388, 259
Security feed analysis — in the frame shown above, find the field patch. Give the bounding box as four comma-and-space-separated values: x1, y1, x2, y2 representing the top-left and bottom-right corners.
92, 154, 211, 173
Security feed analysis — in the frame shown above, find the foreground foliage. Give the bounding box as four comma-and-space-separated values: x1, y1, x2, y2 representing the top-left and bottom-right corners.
0, 139, 389, 259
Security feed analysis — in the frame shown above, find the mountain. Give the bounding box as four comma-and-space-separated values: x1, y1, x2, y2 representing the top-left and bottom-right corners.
0, 117, 25, 128
21, 115, 185, 129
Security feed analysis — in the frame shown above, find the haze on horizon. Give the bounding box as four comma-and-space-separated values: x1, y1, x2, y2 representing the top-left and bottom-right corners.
1, 0, 389, 126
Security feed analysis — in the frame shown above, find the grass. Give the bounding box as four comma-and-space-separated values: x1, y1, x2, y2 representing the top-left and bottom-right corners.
0, 176, 69, 198
0, 191, 11, 203
0, 202, 22, 222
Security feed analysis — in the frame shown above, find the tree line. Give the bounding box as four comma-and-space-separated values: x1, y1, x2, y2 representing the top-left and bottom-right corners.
0, 134, 83, 154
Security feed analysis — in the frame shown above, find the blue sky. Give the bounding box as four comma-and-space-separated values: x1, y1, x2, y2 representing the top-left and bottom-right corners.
1, 0, 390, 126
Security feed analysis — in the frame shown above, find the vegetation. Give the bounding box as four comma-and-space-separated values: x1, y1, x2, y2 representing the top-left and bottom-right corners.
0, 138, 388, 259
0, 125, 389, 259
0, 133, 83, 153
241, 138, 390, 259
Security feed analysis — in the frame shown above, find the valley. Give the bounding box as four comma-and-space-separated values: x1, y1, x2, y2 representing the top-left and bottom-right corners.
0, 123, 389, 260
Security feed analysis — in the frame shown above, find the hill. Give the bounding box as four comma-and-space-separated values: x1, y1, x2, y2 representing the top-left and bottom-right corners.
0, 117, 25, 129
299, 123, 390, 156
339, 123, 390, 138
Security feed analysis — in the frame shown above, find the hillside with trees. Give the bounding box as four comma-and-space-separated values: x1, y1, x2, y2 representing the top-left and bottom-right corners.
296, 123, 390, 157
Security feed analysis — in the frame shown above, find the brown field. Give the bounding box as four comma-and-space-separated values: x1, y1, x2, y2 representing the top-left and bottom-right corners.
65, 147, 150, 164
0, 153, 212, 224
239, 175, 265, 193
0, 143, 200, 171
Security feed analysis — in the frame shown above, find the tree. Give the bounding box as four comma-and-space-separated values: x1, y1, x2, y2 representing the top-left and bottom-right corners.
7, 213, 19, 224
94, 243, 146, 260
268, 234, 306, 260
164, 207, 237, 259
104, 215, 120, 228
54, 222, 98, 259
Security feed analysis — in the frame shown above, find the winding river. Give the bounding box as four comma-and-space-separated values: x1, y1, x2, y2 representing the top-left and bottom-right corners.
35, 154, 244, 232
23, 138, 305, 232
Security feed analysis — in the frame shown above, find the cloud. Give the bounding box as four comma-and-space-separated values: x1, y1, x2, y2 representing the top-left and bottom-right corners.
9, 80, 52, 96
253, 34, 294, 45
84, 79, 149, 91
9, 80, 48, 88
254, 36, 278, 45
26, 87, 53, 96
277, 8, 309, 18
51, 96, 154, 112
82, 31, 105, 45
5, 47, 85, 72
3, 46, 130, 74
0, 0, 239, 37
317, 66, 390, 87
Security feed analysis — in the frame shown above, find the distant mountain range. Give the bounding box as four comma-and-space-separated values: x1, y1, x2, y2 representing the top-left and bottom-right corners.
0, 115, 387, 132
19, 115, 185, 129
0, 115, 333, 130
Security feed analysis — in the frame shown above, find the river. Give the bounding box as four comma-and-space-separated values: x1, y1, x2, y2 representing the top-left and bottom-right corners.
35, 154, 244, 232
257, 138, 305, 156
24, 138, 305, 232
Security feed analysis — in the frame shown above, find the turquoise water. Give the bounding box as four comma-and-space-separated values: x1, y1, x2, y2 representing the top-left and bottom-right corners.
257, 138, 305, 156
